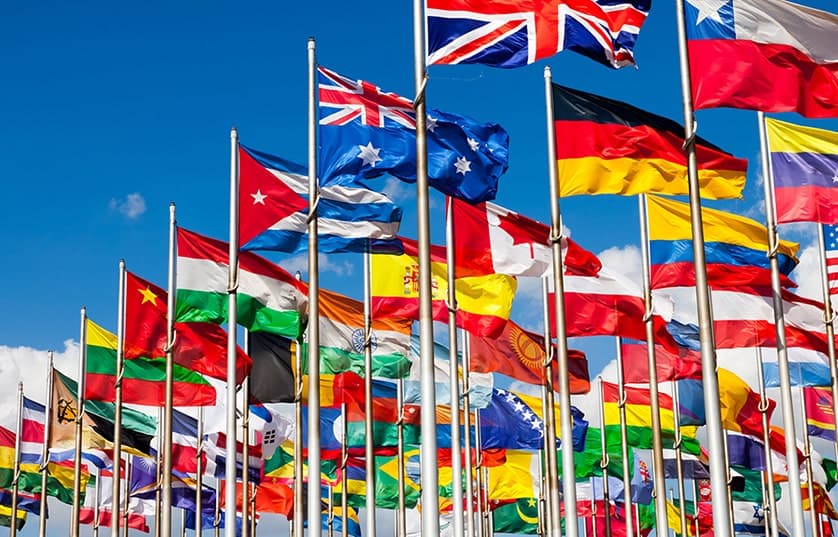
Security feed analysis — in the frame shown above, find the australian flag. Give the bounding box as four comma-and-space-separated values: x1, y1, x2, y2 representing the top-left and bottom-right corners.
426, 0, 651, 69
317, 66, 509, 204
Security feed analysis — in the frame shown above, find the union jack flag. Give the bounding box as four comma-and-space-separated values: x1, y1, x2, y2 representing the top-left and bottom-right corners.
318, 66, 415, 129
426, 0, 651, 69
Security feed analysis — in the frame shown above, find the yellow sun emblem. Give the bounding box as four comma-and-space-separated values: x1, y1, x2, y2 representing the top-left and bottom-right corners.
509, 324, 544, 373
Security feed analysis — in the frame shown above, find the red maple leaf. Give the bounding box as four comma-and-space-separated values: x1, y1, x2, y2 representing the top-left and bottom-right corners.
495, 209, 548, 258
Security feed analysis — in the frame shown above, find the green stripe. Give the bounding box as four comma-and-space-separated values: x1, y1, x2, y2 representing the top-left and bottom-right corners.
57, 371, 157, 435
605, 424, 701, 455
87, 344, 211, 386
301, 344, 411, 379
0, 468, 78, 505
176, 289, 303, 338
345, 422, 420, 448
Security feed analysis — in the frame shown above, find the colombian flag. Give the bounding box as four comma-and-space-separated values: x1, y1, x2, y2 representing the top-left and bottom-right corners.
553, 84, 747, 199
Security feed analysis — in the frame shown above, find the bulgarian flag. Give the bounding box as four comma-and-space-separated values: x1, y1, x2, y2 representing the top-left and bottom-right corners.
176, 227, 308, 339
85, 319, 216, 407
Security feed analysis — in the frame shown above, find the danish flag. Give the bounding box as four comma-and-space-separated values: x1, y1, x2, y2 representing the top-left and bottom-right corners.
427, 0, 650, 69
318, 66, 415, 129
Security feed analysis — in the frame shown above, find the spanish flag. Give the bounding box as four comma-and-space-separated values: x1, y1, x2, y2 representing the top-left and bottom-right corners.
553, 84, 747, 199
371, 238, 516, 337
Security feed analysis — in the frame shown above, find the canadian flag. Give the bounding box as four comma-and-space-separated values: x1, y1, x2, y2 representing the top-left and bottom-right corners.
450, 198, 600, 278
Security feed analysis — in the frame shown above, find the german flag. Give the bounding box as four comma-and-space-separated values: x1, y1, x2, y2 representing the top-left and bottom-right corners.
553, 84, 747, 199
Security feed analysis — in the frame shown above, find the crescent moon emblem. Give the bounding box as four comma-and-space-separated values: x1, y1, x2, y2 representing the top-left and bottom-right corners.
516, 501, 540, 525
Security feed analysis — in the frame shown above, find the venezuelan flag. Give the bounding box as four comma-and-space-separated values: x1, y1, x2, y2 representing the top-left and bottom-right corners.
553, 84, 747, 199
647, 195, 799, 289
767, 118, 838, 224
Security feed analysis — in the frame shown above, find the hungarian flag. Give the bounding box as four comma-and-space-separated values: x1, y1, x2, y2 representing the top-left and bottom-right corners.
553, 83, 747, 199
449, 197, 601, 278
126, 271, 251, 384
468, 319, 590, 394
371, 237, 516, 337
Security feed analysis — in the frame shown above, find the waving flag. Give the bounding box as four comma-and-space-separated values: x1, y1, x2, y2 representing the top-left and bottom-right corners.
238, 145, 402, 253
317, 66, 509, 203
805, 387, 836, 442
825, 224, 838, 297
426, 0, 651, 69
686, 0, 838, 118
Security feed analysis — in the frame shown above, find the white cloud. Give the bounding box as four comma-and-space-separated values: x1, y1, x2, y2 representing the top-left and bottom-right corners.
280, 252, 355, 278
381, 177, 413, 203
597, 244, 642, 284
109, 192, 147, 219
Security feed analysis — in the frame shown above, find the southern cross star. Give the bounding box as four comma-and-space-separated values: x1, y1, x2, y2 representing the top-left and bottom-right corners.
357, 142, 383, 167
454, 156, 472, 175
467, 137, 479, 152
427, 115, 438, 133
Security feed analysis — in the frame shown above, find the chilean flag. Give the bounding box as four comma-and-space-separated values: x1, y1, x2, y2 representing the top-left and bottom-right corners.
685, 0, 838, 118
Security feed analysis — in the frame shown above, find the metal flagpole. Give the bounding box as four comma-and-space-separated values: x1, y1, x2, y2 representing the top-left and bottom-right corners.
412, 0, 440, 533
757, 110, 806, 536
70, 306, 88, 537
396, 379, 407, 537
590, 478, 597, 537
543, 65, 578, 537
327, 485, 334, 537
671, 383, 688, 537
93, 467, 101, 537
474, 409, 484, 537
154, 409, 162, 537
163, 202, 178, 537
462, 329, 475, 537
538, 387, 553, 537
756, 350, 779, 537
540, 276, 560, 537
250, 490, 256, 537
38, 352, 54, 537
225, 126, 240, 537
673, 2, 733, 535
10, 382, 23, 537
111, 259, 127, 537
637, 194, 669, 536
196, 406, 204, 537
340, 402, 348, 537
305, 37, 324, 537
213, 477, 221, 537
722, 430, 735, 537
801, 385, 822, 537
815, 224, 838, 464
292, 272, 304, 537
614, 338, 633, 537
596, 378, 611, 537
362, 250, 378, 537
123, 456, 133, 533
241, 334, 250, 537
444, 203, 465, 537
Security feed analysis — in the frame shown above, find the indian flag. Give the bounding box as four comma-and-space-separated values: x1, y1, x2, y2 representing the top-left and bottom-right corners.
176, 227, 308, 339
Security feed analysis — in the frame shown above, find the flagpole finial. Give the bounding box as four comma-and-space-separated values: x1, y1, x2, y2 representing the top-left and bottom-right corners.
544, 66, 552, 78
230, 127, 238, 139
308, 37, 315, 48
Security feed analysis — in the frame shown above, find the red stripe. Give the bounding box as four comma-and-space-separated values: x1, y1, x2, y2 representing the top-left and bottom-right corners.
689, 39, 838, 119
651, 262, 788, 289
775, 185, 838, 225
85, 373, 216, 407
714, 319, 833, 354
21, 420, 44, 443
372, 296, 507, 338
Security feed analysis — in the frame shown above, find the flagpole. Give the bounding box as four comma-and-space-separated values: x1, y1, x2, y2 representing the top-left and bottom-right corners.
800, 385, 822, 537
671, 383, 688, 537
241, 333, 250, 537
673, 3, 732, 536
462, 327, 475, 537
538, 387, 553, 537
70, 306, 88, 537
540, 276, 560, 537
161, 201, 178, 537
396, 378, 407, 537
292, 272, 304, 537
38, 352, 53, 537
722, 430, 735, 537
443, 202, 465, 537
596, 378, 611, 537
154, 408, 162, 537
362, 249, 378, 537
614, 338, 633, 537
412, 0, 441, 532
196, 406, 204, 537
10, 382, 23, 537
305, 37, 324, 537
637, 193, 669, 536
213, 477, 220, 537
543, 65, 579, 537
93, 467, 101, 537
474, 409, 484, 537
123, 455, 133, 533
111, 259, 126, 537
815, 223, 838, 463
340, 401, 348, 537
757, 110, 806, 536
756, 350, 780, 537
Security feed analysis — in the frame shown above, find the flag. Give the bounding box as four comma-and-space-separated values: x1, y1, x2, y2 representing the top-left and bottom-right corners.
648, 194, 799, 288
125, 270, 250, 384
0, 490, 41, 516
620, 340, 702, 384
450, 197, 601, 278
663, 449, 709, 479
553, 83, 747, 199
631, 449, 654, 505
563, 427, 632, 480
513, 391, 589, 452
85, 318, 216, 406
372, 237, 516, 337
307, 287, 412, 379
803, 482, 838, 520
757, 346, 833, 388
806, 387, 837, 442
238, 145, 402, 253
426, 0, 651, 69
468, 320, 590, 394
732, 501, 789, 535
177, 227, 307, 342
0, 506, 26, 530
317, 65, 509, 203
686, 0, 838, 119
718, 368, 773, 439
486, 450, 541, 503
490, 498, 540, 534
766, 118, 838, 223
79, 467, 154, 533
826, 224, 838, 296
248, 331, 295, 404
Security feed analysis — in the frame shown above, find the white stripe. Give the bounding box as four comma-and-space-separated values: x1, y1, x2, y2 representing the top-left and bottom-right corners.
717, 346, 829, 365
733, 0, 838, 64
566, 268, 674, 320
317, 317, 409, 358
267, 166, 399, 205
267, 212, 401, 239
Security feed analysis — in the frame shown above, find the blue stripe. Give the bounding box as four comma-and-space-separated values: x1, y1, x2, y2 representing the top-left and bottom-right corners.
171, 409, 198, 437
317, 196, 402, 223
763, 362, 832, 388
809, 424, 837, 442
650, 240, 796, 275
771, 151, 838, 188
23, 397, 45, 414
242, 230, 402, 254
241, 145, 306, 175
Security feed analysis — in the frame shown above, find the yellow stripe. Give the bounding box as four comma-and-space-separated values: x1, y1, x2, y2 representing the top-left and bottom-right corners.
603, 402, 698, 438
0, 505, 26, 523
766, 118, 838, 154
558, 157, 745, 199
487, 450, 539, 501
647, 195, 799, 259
86, 319, 118, 350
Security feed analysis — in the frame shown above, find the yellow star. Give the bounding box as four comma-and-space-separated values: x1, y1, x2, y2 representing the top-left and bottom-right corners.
527, 498, 537, 508
138, 286, 158, 305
